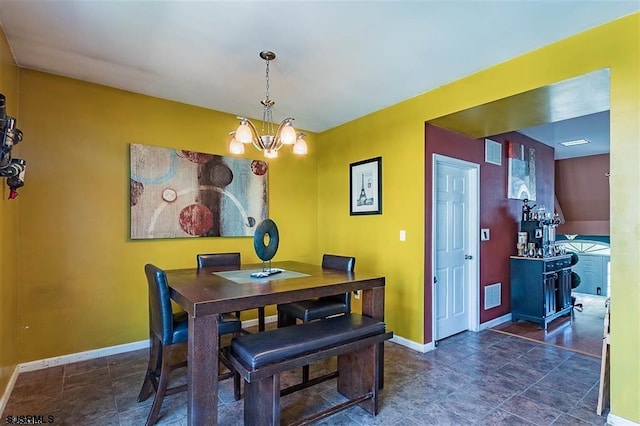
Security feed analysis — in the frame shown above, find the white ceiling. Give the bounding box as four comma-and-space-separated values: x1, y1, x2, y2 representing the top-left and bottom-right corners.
519, 110, 611, 160
0, 1, 637, 156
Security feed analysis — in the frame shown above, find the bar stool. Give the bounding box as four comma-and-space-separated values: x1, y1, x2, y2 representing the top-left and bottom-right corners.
137, 264, 242, 425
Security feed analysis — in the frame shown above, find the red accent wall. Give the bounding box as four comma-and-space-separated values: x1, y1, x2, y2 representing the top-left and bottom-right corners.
424, 124, 554, 343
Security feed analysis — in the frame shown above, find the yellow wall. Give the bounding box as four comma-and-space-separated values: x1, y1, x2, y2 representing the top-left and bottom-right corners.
15, 70, 318, 362
317, 13, 639, 422
0, 25, 19, 398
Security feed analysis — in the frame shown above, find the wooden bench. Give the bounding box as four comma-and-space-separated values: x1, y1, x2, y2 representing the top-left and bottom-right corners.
222, 313, 393, 426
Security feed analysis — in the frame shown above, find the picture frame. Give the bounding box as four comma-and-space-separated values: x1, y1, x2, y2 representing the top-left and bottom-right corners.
350, 156, 382, 215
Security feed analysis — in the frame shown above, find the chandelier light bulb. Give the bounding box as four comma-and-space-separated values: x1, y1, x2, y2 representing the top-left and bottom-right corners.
293, 134, 308, 155
229, 136, 244, 155
235, 121, 253, 144
280, 123, 297, 145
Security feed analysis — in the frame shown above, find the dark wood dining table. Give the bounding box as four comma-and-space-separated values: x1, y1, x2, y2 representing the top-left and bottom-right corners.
166, 260, 386, 425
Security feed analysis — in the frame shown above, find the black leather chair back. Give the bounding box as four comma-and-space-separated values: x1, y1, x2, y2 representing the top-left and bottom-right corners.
322, 254, 355, 272
144, 264, 175, 345
197, 252, 241, 269
321, 254, 356, 311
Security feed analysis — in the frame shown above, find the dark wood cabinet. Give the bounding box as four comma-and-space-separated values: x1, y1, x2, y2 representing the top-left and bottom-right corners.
510, 255, 573, 329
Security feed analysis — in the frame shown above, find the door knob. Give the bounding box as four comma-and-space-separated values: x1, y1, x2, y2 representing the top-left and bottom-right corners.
464, 255, 473, 260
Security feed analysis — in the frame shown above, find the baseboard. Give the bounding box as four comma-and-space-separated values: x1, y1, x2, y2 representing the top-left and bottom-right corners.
390, 334, 435, 353
241, 314, 277, 329
18, 340, 151, 373
0, 365, 19, 415
479, 313, 512, 330
608, 412, 640, 426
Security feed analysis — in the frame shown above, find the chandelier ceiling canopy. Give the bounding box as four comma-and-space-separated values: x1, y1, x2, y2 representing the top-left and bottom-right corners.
229, 51, 307, 158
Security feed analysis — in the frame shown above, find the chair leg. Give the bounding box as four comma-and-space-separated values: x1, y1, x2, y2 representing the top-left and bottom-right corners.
145, 345, 172, 426
233, 370, 241, 401
277, 310, 296, 328
302, 365, 310, 383
258, 307, 266, 332
138, 335, 161, 402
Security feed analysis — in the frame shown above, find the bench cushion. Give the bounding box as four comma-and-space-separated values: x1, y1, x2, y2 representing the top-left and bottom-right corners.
231, 314, 385, 369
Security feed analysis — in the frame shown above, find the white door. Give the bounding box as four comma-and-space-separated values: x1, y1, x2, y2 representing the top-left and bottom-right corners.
433, 156, 478, 341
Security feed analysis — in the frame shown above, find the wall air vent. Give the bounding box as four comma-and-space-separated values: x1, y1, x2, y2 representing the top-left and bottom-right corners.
484, 283, 502, 310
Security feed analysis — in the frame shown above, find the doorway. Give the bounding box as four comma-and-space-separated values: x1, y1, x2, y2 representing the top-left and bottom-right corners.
432, 154, 479, 342
427, 69, 610, 353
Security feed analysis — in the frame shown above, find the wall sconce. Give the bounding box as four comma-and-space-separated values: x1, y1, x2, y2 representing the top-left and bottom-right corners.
0, 94, 26, 199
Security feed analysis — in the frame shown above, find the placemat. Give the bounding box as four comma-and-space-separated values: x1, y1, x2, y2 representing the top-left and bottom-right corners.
213, 268, 310, 284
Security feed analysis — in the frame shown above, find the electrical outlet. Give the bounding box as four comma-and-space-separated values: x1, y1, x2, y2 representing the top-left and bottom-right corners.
354, 290, 361, 299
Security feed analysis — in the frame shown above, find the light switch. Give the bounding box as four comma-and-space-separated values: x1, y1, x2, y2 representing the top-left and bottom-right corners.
481, 228, 490, 241
400, 230, 406, 241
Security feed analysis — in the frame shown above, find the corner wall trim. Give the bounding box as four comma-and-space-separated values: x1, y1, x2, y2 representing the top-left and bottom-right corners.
0, 366, 19, 415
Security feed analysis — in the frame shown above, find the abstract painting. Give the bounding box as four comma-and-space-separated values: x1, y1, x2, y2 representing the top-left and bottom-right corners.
130, 143, 268, 239
507, 141, 536, 201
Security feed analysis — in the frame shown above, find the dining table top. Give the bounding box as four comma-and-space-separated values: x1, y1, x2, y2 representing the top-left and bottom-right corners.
166, 260, 386, 317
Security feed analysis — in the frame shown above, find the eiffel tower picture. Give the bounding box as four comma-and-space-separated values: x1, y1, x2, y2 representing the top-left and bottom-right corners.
350, 157, 381, 215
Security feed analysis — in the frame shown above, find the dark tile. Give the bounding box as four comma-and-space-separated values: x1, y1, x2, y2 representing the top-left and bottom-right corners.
472, 371, 531, 395
551, 413, 595, 425
501, 394, 563, 425
520, 382, 586, 413
108, 355, 149, 380
449, 352, 512, 376
421, 341, 478, 365
405, 400, 471, 425
435, 392, 496, 423
496, 359, 549, 384
14, 366, 64, 388
568, 390, 609, 425
481, 409, 537, 425
112, 371, 152, 413
64, 358, 109, 377
62, 366, 111, 392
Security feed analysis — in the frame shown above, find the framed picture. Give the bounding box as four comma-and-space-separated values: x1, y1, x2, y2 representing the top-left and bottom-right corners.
130, 143, 268, 239
507, 141, 536, 201
350, 156, 382, 215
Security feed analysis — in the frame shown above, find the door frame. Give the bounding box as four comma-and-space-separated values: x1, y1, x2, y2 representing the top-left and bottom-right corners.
431, 154, 480, 342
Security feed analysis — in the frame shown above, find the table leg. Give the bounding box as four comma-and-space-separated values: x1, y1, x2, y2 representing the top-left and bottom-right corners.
187, 313, 219, 425
360, 285, 385, 389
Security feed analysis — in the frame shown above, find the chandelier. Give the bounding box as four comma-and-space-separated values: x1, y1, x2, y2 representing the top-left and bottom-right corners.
229, 50, 307, 158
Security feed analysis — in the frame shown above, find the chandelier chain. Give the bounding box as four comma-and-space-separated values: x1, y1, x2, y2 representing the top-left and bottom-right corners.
262, 57, 273, 137
265, 58, 270, 102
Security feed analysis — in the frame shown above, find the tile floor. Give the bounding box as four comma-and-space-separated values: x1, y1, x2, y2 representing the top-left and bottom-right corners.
3, 329, 607, 425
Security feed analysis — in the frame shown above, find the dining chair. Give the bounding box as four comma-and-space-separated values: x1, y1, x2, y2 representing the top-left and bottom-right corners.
196, 252, 266, 332
137, 264, 242, 426
276, 254, 355, 382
